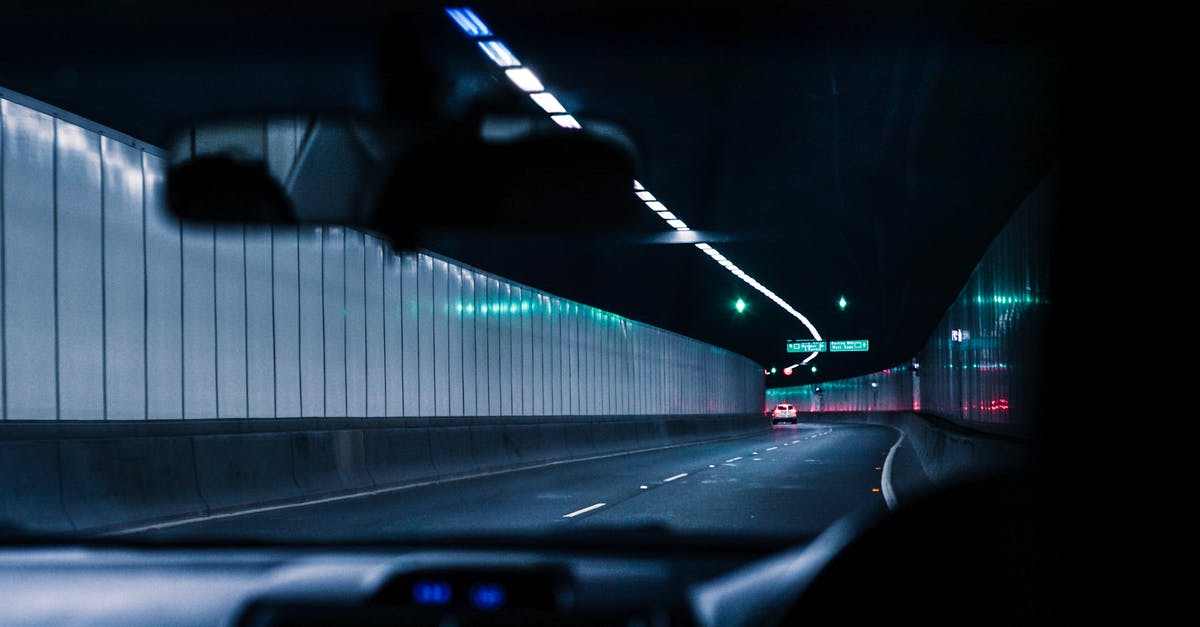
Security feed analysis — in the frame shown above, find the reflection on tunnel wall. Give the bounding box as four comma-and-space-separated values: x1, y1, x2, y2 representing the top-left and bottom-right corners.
913, 174, 1052, 434
0, 92, 762, 420
765, 174, 1053, 437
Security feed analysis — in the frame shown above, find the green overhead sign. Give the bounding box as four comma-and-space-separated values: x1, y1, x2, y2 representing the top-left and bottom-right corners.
786, 340, 827, 353
829, 339, 870, 352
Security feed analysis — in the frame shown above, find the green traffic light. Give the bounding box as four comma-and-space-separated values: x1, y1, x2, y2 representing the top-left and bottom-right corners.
811, 366, 818, 374
770, 367, 777, 374
735, 298, 746, 313
838, 296, 847, 311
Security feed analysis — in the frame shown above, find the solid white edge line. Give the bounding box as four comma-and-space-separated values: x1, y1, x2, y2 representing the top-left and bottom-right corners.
725, 457, 742, 463
766, 446, 778, 451
881, 432, 905, 511
105, 431, 767, 536
663, 472, 688, 482
563, 502, 606, 518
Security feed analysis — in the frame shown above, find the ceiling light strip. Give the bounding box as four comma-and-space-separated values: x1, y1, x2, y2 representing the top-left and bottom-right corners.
448, 6, 822, 359
448, 7, 585, 131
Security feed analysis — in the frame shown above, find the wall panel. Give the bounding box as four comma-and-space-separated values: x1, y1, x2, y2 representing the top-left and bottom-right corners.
447, 264, 464, 416
383, 251, 404, 416
344, 230, 366, 417
2, 101, 55, 419
272, 226, 301, 417
496, 281, 511, 416
364, 236, 386, 417
143, 153, 182, 420
399, 253, 420, 417
214, 226, 247, 418
511, 286, 526, 416
181, 224, 216, 419
460, 269, 477, 416
416, 254, 435, 416
101, 137, 145, 419
244, 225, 275, 418
321, 228, 346, 417
431, 257, 449, 416
296, 226, 324, 417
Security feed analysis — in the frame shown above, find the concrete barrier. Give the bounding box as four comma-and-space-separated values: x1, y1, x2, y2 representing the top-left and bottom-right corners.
193, 433, 302, 512
363, 427, 437, 486
562, 419, 597, 458
797, 411, 1032, 491
894, 413, 1029, 485
1, 413, 767, 534
501, 424, 547, 465
0, 440, 72, 531
427, 425, 477, 478
588, 420, 625, 454
467, 423, 513, 473
290, 431, 374, 495
58, 437, 205, 531
538, 422, 569, 462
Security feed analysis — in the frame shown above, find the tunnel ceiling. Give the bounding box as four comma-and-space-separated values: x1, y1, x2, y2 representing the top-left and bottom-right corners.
0, 0, 1061, 385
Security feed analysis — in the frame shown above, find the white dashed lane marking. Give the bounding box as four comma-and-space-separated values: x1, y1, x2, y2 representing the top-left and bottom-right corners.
563, 503, 606, 518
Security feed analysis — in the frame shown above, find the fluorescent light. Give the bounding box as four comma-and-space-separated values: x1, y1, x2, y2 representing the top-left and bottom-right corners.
675, 225, 691, 231
657, 211, 678, 220
530, 92, 566, 113
695, 243, 712, 251
636, 191, 656, 201
446, 8, 491, 37
551, 114, 581, 129
645, 201, 668, 212
477, 40, 519, 66
505, 68, 545, 92
718, 259, 734, 267
633, 180, 644, 190
710, 253, 726, 261
666, 219, 688, 229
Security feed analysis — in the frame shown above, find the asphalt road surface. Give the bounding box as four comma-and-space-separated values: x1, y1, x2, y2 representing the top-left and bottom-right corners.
138, 422, 901, 541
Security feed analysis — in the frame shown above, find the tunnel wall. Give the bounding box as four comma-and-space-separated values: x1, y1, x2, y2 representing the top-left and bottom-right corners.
0, 89, 763, 422
765, 365, 913, 413
767, 174, 1053, 437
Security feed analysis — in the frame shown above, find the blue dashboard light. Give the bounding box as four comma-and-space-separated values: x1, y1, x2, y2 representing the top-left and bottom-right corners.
470, 583, 506, 610
412, 581, 452, 605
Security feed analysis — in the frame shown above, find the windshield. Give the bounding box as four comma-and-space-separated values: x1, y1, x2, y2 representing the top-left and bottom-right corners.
0, 2, 1051, 547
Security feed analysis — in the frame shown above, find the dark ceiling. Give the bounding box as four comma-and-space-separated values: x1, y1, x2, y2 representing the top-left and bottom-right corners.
1, 1, 1062, 385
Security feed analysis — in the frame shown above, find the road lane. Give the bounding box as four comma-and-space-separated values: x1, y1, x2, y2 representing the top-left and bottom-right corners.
138, 422, 897, 541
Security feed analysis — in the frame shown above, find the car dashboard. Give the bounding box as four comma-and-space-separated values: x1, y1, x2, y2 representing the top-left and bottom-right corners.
0, 532, 828, 627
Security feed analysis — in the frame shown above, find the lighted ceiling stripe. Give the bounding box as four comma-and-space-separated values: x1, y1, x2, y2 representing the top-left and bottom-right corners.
446, 7, 491, 37
478, 40, 519, 66
447, 6, 822, 362
530, 92, 567, 113
550, 114, 581, 129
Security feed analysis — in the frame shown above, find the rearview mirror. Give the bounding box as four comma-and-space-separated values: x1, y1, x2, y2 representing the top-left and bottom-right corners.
164, 113, 642, 250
